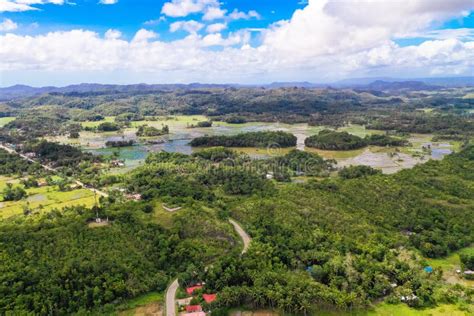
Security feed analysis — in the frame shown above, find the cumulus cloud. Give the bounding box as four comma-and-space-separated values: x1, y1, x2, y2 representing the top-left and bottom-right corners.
104, 29, 121, 39
228, 9, 260, 20
170, 20, 204, 34
0, 18, 17, 32
161, 0, 218, 18
0, 0, 473, 84
144, 16, 166, 26
0, 0, 65, 12
206, 23, 226, 33
203, 6, 226, 20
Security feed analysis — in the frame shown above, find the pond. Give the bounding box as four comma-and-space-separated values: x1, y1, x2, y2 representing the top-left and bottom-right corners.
47, 116, 457, 174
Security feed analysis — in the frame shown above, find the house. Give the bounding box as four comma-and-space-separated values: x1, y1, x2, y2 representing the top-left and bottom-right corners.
125, 193, 142, 201
38, 180, 48, 187
464, 270, 474, 275
203, 294, 217, 304
110, 160, 125, 167
186, 285, 203, 295
185, 305, 202, 313
400, 294, 418, 301
182, 313, 205, 316
266, 172, 274, 180
25, 152, 36, 158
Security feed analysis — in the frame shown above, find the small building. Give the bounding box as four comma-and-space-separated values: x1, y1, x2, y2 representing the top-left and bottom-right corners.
186, 285, 203, 295
25, 152, 36, 158
125, 193, 142, 201
185, 305, 202, 313
266, 172, 274, 180
203, 294, 217, 304
182, 313, 205, 316
110, 160, 125, 167
424, 266, 433, 273
401, 294, 418, 302
38, 180, 48, 187
464, 270, 474, 275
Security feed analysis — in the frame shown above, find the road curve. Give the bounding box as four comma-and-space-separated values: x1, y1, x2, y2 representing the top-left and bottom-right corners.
165, 278, 179, 316
229, 218, 251, 254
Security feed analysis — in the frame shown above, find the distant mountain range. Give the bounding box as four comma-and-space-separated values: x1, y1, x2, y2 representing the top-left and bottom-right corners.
0, 77, 472, 101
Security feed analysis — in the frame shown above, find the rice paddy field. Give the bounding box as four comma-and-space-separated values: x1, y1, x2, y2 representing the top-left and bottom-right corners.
0, 176, 96, 219
46, 115, 461, 174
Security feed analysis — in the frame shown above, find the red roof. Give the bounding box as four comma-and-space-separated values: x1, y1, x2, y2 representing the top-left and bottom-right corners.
185, 305, 202, 312
203, 293, 217, 303
182, 312, 205, 316
186, 285, 203, 295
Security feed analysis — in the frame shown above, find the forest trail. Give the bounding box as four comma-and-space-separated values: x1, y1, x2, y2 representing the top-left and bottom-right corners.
229, 218, 251, 254
0, 143, 109, 198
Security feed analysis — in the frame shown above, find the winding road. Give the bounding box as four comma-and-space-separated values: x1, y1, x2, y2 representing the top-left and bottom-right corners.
165, 278, 179, 316
164, 218, 252, 316
229, 218, 251, 254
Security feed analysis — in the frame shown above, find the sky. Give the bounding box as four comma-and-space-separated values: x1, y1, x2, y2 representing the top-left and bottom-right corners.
0, 0, 473, 86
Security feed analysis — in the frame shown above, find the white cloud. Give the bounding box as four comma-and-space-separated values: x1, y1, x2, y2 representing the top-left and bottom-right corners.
132, 29, 158, 42
0, 0, 473, 84
0, 18, 18, 32
99, 0, 118, 4
206, 23, 226, 33
203, 6, 226, 20
401, 28, 474, 41
104, 29, 121, 40
0, 0, 65, 12
228, 9, 260, 20
161, 0, 218, 18
144, 16, 166, 26
170, 20, 204, 34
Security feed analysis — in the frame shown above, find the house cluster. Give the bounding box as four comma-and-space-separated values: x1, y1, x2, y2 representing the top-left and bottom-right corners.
177, 284, 217, 316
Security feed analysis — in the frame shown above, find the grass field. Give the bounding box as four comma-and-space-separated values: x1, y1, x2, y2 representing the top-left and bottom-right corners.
0, 117, 15, 127
116, 292, 163, 316
0, 177, 96, 219
426, 245, 474, 287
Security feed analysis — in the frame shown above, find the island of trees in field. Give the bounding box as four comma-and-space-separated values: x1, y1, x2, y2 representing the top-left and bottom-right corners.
189, 131, 297, 148
305, 129, 408, 150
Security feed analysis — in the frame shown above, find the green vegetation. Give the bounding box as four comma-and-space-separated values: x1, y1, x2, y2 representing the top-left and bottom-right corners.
97, 121, 121, 132
0, 84, 473, 315
136, 124, 169, 137
189, 120, 213, 128
2, 183, 27, 201
105, 140, 135, 148
338, 165, 382, 179
305, 130, 408, 151
190, 131, 297, 148
192, 147, 238, 162
305, 130, 367, 150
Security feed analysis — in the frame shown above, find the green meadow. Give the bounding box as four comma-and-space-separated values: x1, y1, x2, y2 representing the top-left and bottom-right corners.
0, 176, 96, 219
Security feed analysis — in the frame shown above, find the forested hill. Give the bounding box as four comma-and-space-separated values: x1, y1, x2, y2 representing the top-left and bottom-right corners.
1, 145, 473, 314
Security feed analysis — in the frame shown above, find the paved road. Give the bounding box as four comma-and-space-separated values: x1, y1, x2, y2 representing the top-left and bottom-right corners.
229, 218, 251, 254
165, 278, 179, 316
0, 143, 108, 198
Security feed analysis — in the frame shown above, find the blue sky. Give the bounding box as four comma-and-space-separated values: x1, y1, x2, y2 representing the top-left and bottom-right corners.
0, 0, 473, 86
1, 1, 302, 40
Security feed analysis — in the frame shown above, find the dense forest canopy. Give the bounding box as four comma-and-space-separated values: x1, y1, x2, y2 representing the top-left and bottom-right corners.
189, 131, 297, 148
0, 84, 473, 315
